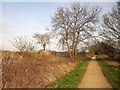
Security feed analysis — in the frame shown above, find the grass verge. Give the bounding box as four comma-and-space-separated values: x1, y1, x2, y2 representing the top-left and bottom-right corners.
98, 59, 120, 89
47, 58, 91, 88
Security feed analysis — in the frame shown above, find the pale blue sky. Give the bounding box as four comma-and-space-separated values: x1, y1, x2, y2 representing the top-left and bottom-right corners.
0, 1, 116, 51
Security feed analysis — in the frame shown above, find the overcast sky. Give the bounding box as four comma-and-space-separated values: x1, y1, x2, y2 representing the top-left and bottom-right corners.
0, 0, 117, 51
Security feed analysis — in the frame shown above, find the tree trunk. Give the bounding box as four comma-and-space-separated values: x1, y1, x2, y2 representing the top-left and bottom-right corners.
65, 33, 73, 60
43, 43, 46, 51
43, 47, 45, 51
75, 45, 78, 58
67, 42, 72, 59
66, 39, 72, 59
72, 30, 76, 60
74, 32, 79, 59
72, 44, 75, 60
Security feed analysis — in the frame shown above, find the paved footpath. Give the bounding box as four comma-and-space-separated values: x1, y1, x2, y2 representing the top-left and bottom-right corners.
78, 60, 112, 88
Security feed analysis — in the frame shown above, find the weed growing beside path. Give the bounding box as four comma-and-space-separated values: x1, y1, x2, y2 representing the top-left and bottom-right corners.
98, 59, 120, 89
47, 58, 91, 88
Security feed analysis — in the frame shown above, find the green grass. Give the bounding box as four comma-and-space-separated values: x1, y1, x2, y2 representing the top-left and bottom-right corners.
55, 56, 66, 60
47, 58, 91, 88
98, 59, 120, 89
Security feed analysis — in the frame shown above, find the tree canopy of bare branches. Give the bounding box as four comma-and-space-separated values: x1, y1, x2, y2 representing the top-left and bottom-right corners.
96, 1, 120, 61
103, 2, 120, 39
10, 36, 37, 53
51, 3, 101, 60
33, 33, 50, 51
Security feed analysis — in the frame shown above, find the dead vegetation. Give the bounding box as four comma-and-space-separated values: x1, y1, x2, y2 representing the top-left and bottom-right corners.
1, 50, 76, 88
106, 60, 120, 70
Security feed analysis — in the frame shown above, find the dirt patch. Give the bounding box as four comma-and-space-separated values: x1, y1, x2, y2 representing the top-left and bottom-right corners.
2, 51, 76, 88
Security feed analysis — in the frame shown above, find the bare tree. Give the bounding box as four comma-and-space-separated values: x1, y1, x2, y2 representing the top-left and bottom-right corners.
100, 1, 120, 61
102, 1, 120, 49
33, 33, 50, 51
10, 36, 37, 53
51, 3, 101, 60
103, 1, 120, 39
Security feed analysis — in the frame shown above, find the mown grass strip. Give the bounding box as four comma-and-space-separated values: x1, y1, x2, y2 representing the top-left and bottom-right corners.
47, 58, 91, 88
98, 59, 120, 89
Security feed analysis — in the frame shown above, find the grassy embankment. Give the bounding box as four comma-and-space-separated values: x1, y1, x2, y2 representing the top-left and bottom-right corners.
47, 58, 91, 88
98, 59, 120, 89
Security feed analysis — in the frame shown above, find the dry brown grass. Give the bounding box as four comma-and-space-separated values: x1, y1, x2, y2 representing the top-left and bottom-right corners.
106, 60, 120, 70
2, 50, 76, 88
